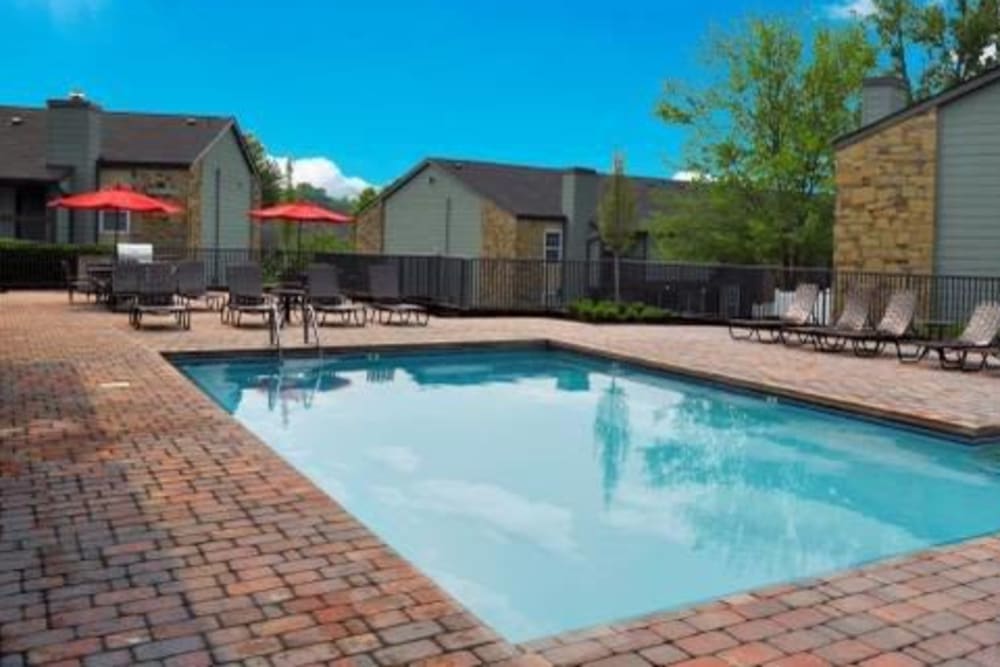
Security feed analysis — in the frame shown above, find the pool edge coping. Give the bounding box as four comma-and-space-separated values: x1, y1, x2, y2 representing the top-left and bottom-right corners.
163, 338, 1000, 445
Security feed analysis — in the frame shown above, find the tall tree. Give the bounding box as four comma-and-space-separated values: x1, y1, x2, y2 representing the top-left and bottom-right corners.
652, 19, 875, 267
353, 187, 379, 215
244, 133, 284, 207
865, 0, 999, 98
869, 0, 922, 96
597, 153, 638, 302
915, 0, 999, 96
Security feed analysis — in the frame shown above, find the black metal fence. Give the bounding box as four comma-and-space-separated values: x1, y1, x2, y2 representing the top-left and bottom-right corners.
5, 245, 1000, 327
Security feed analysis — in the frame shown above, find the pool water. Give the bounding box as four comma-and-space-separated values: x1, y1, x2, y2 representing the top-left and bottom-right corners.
177, 348, 1000, 642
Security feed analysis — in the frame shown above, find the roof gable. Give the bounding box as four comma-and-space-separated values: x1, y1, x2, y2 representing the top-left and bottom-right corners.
836, 66, 1000, 149
0, 103, 252, 181
369, 157, 685, 220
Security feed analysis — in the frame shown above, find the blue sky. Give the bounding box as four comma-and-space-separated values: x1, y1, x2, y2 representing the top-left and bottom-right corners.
0, 0, 869, 196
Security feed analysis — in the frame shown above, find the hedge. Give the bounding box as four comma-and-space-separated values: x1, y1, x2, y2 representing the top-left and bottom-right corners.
0, 240, 113, 288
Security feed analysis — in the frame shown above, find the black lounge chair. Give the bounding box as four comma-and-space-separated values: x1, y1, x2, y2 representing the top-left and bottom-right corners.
897, 301, 1000, 370
729, 283, 819, 343
175, 260, 207, 307
131, 263, 190, 330
110, 261, 142, 312
305, 264, 366, 327
785, 288, 871, 351
830, 290, 917, 357
223, 264, 273, 327
368, 264, 429, 326
62, 255, 104, 303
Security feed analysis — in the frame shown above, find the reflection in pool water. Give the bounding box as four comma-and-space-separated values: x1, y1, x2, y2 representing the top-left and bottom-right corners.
178, 349, 1000, 642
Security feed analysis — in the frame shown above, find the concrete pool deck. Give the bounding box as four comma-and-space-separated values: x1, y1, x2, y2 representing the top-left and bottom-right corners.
2, 291, 999, 666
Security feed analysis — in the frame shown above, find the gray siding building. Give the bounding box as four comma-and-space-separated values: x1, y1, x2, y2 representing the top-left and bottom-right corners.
0, 93, 257, 249
834, 68, 1000, 277
356, 157, 683, 261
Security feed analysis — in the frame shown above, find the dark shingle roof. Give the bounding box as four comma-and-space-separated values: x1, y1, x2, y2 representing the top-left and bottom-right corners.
100, 111, 233, 165
0, 103, 236, 181
410, 157, 685, 219
0, 107, 68, 181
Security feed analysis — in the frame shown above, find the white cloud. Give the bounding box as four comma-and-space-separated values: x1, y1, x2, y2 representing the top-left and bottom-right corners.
366, 446, 419, 474
981, 43, 998, 65
672, 170, 712, 182
373, 479, 577, 555
825, 0, 877, 19
270, 155, 374, 200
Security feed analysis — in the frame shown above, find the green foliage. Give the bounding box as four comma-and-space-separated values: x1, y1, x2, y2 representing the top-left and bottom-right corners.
568, 298, 668, 323
293, 183, 353, 213
244, 133, 284, 207
866, 0, 1000, 98
597, 155, 639, 256
653, 18, 875, 267
353, 187, 379, 215
597, 154, 639, 302
0, 238, 111, 255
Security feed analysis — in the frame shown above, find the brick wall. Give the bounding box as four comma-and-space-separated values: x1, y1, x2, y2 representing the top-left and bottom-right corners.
481, 200, 516, 258
99, 167, 196, 248
354, 202, 384, 253
834, 109, 938, 274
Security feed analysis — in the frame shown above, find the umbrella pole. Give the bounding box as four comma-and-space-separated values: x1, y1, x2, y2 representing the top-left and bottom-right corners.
297, 222, 302, 258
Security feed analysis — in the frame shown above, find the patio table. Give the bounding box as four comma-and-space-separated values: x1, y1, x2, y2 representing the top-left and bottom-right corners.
270, 286, 306, 327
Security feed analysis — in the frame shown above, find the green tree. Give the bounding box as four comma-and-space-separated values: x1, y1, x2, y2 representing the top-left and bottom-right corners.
244, 133, 284, 206
652, 19, 875, 267
865, 0, 999, 99
915, 0, 999, 96
353, 186, 379, 216
869, 0, 922, 95
597, 153, 638, 302
293, 182, 353, 213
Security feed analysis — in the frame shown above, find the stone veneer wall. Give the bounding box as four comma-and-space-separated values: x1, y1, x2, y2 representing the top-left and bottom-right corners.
354, 202, 384, 253
99, 167, 197, 249
834, 108, 938, 273
515, 219, 563, 259
480, 200, 517, 258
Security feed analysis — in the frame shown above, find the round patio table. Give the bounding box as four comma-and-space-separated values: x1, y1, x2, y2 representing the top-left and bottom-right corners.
270, 286, 306, 327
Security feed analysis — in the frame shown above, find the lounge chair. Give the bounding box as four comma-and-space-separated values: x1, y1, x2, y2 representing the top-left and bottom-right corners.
110, 261, 142, 312
130, 263, 190, 330
831, 290, 917, 357
62, 257, 100, 303
728, 283, 819, 343
305, 264, 366, 327
223, 264, 273, 327
368, 264, 429, 326
175, 260, 207, 307
896, 301, 1000, 370
784, 288, 871, 351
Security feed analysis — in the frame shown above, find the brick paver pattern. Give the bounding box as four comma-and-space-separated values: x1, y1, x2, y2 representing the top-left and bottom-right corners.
1, 292, 999, 667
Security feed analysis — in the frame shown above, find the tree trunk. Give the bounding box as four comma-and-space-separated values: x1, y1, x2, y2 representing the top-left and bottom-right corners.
613, 253, 621, 303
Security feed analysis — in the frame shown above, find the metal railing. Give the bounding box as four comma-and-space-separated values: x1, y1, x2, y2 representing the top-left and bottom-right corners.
6, 245, 1000, 327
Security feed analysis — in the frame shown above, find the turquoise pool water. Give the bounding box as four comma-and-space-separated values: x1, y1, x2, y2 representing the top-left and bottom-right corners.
177, 348, 1000, 642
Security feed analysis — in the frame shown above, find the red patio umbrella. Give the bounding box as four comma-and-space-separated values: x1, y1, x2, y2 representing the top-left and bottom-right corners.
249, 201, 353, 252
48, 183, 182, 247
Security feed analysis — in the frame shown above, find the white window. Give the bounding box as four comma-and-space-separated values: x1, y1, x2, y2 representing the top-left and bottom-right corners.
543, 230, 563, 261
99, 210, 130, 235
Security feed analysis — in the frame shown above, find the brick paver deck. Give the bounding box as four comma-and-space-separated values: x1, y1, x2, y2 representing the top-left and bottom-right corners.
2, 291, 999, 667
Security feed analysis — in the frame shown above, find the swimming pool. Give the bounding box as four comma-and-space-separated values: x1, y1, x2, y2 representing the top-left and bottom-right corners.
176, 346, 1000, 642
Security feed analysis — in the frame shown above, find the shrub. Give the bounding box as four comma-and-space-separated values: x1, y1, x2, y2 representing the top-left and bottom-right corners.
567, 299, 669, 323
0, 239, 113, 288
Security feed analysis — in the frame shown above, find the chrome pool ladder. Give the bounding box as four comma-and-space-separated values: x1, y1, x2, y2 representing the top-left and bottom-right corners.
303, 303, 322, 359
